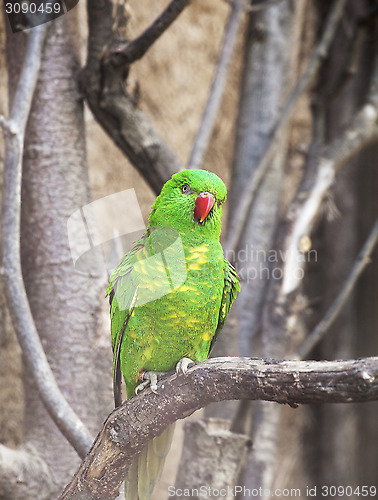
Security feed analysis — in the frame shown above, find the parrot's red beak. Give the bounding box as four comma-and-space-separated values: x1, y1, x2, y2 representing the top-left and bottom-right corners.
194, 192, 215, 223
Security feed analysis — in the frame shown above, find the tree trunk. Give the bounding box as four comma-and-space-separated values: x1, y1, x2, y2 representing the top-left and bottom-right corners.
314, 0, 377, 493
232, 2, 307, 495
5, 9, 112, 495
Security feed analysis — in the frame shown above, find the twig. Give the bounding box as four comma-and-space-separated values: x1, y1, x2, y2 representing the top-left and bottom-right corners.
84, 0, 183, 193
58, 355, 378, 500
1, 26, 92, 459
224, 0, 347, 254
116, 0, 191, 63
187, 0, 248, 169
296, 219, 378, 360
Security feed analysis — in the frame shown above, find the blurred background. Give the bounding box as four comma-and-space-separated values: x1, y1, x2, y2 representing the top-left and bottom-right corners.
0, 0, 377, 499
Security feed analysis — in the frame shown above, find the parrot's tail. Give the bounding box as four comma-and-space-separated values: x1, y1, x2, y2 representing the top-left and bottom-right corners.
124, 423, 176, 500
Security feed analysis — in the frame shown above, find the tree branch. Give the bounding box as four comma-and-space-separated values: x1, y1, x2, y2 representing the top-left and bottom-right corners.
0, 25, 92, 459
187, 0, 248, 169
224, 0, 348, 254
110, 0, 191, 64
58, 356, 378, 500
296, 218, 378, 359
281, 97, 378, 296
83, 0, 185, 194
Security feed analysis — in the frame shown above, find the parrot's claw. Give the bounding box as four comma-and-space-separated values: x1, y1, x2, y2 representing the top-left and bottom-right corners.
176, 357, 195, 376
135, 371, 164, 395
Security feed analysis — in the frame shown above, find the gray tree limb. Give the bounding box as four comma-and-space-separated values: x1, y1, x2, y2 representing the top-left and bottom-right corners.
242, 8, 378, 495
281, 90, 378, 296
296, 218, 378, 359
173, 418, 250, 499
225, 0, 348, 254
228, 2, 308, 493
58, 356, 378, 500
83, 0, 185, 193
187, 0, 248, 169
0, 25, 92, 459
107, 0, 191, 64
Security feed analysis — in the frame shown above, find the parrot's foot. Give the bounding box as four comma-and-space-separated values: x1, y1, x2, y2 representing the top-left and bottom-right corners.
176, 357, 195, 376
135, 370, 166, 395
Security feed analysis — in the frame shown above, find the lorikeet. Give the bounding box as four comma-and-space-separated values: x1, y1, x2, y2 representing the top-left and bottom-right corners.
107, 169, 239, 500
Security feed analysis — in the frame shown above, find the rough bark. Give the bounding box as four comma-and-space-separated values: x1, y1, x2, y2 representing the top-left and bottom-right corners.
173, 419, 250, 500
0, 11, 24, 451
21, 11, 111, 486
315, 0, 374, 491
58, 356, 378, 500
206, 0, 305, 425
227, 1, 307, 494
3, 9, 112, 496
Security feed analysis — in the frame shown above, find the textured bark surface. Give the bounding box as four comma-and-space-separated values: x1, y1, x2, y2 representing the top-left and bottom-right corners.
206, 0, 306, 425
313, 0, 377, 491
0, 1, 377, 498
1, 5, 25, 451
58, 356, 378, 500
173, 419, 250, 500
225, 1, 307, 494
5, 9, 111, 493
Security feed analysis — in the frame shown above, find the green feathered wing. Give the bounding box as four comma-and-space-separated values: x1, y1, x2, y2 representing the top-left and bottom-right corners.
107, 239, 239, 500
211, 259, 240, 353
107, 238, 143, 407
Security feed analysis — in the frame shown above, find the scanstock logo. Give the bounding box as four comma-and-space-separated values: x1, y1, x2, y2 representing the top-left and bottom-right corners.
67, 190, 187, 309
4, 0, 80, 32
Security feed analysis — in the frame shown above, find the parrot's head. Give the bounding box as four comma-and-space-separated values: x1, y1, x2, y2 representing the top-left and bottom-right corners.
148, 169, 227, 239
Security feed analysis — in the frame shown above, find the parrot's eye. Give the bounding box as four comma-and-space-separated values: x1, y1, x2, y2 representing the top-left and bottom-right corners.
181, 183, 191, 194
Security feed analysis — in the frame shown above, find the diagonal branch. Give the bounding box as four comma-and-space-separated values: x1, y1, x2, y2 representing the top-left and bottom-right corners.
187, 0, 248, 169
110, 0, 191, 64
296, 218, 378, 360
0, 25, 92, 459
83, 0, 186, 193
58, 356, 378, 500
281, 81, 378, 296
225, 0, 348, 254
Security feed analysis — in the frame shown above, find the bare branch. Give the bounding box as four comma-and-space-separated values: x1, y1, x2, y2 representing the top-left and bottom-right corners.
58, 356, 378, 500
224, 0, 348, 253
296, 219, 378, 360
112, 0, 191, 64
319, 20, 367, 107
279, 43, 378, 295
1, 26, 92, 458
281, 100, 378, 296
187, 0, 248, 169
83, 0, 184, 193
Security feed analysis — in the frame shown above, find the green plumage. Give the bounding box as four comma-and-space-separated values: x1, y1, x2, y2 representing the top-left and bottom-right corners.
107, 169, 239, 499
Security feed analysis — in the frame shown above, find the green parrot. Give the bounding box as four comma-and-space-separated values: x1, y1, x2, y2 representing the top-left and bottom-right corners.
107, 169, 239, 500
